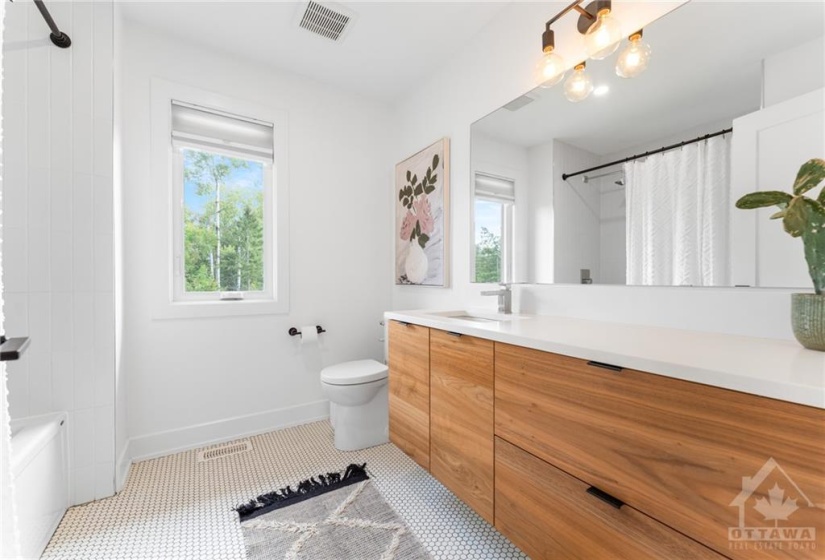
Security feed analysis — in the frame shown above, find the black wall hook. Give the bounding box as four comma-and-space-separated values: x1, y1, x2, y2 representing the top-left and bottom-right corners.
288, 326, 326, 337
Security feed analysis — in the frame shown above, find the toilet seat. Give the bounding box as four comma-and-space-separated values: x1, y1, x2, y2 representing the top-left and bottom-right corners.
321, 359, 388, 386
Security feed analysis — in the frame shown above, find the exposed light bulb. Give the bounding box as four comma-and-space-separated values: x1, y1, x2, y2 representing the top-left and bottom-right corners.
593, 85, 610, 97
616, 31, 652, 78
585, 8, 623, 60
564, 62, 593, 103
534, 49, 567, 88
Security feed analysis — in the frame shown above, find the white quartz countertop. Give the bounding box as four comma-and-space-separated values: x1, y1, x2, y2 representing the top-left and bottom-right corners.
384, 310, 825, 409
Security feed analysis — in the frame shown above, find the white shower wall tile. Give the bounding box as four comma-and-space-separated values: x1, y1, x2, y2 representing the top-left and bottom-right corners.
51, 293, 74, 352
27, 352, 52, 415
94, 405, 114, 464
2, 226, 27, 292
93, 234, 114, 292
26, 226, 50, 292
51, 169, 74, 233
73, 352, 95, 411
72, 227, 94, 290
3, 162, 27, 229
73, 408, 96, 469
74, 465, 96, 506
52, 352, 75, 412
51, 231, 74, 293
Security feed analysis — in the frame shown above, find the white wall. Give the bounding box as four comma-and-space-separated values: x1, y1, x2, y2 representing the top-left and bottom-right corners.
391, 0, 802, 341
764, 36, 825, 108
119, 21, 392, 462
552, 140, 601, 284
2, 1, 115, 505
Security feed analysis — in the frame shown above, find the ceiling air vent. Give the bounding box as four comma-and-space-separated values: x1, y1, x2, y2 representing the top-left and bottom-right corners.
296, 1, 356, 42
196, 439, 253, 463
504, 94, 536, 112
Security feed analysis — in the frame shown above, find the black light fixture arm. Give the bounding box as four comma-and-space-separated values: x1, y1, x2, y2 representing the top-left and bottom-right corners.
33, 0, 72, 48
562, 128, 733, 181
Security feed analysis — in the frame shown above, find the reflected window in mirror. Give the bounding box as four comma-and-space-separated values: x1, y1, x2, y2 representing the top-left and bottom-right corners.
473, 173, 514, 284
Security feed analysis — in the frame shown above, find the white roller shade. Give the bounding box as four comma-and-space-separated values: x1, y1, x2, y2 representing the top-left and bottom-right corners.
475, 173, 515, 202
171, 100, 274, 160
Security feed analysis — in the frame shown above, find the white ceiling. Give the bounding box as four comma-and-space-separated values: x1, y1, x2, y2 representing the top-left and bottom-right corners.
119, 1, 511, 103
472, 1, 825, 155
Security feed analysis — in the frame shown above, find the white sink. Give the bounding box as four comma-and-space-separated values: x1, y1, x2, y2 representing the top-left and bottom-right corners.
427, 310, 516, 323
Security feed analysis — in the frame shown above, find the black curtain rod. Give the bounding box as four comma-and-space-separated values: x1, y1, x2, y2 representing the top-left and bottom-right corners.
33, 0, 72, 48
562, 127, 733, 181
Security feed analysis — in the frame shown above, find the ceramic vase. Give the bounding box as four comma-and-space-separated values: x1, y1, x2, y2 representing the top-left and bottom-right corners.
405, 241, 428, 284
791, 293, 825, 351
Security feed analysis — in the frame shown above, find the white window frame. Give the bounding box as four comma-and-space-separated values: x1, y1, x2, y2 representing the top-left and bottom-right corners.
471, 172, 515, 284
150, 79, 289, 319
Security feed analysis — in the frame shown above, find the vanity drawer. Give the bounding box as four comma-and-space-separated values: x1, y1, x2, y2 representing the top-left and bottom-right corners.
495, 342, 825, 559
387, 320, 430, 470
495, 437, 724, 560
430, 329, 495, 523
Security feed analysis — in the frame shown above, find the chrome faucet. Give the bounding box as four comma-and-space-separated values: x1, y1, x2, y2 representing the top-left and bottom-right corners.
481, 283, 512, 314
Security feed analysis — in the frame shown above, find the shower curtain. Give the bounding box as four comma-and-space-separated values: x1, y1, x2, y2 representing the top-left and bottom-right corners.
0, 0, 22, 557
624, 134, 731, 286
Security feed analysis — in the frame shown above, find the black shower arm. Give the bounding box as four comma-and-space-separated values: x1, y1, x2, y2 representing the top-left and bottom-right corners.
30, 0, 72, 48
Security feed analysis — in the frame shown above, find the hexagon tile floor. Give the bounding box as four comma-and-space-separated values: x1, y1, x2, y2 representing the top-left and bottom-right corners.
42, 420, 527, 559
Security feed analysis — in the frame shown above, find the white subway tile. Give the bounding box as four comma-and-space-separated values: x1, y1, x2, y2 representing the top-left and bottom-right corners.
3, 102, 27, 181
73, 173, 94, 232
26, 226, 50, 293
50, 47, 73, 172
94, 405, 114, 464
73, 111, 93, 175
3, 149, 27, 229
94, 462, 115, 501
93, 1, 114, 120
26, 45, 50, 169
73, 292, 95, 341
73, 352, 95, 411
50, 168, 73, 233
51, 230, 73, 293
93, 119, 113, 177
71, 3, 93, 119
27, 167, 50, 229
94, 234, 114, 293
3, 293, 29, 335
52, 352, 75, 412
6, 359, 30, 419
73, 466, 95, 505
94, 293, 114, 353
94, 344, 115, 407
51, 293, 74, 352
93, 174, 113, 234
3, 227, 28, 293
73, 407, 95, 469
27, 293, 52, 353
27, 351, 52, 415
73, 227, 94, 290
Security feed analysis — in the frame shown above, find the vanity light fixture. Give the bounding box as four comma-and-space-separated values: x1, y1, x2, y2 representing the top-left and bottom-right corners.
582, 1, 623, 60
534, 27, 568, 88
564, 62, 594, 102
616, 29, 652, 78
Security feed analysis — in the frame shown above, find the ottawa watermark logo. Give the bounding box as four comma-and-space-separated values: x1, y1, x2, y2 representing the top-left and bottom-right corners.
729, 458, 819, 552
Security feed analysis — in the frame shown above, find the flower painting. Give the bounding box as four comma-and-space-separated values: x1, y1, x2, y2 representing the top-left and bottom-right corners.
395, 138, 450, 286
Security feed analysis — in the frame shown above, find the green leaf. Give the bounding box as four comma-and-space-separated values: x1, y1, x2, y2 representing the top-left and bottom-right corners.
430, 174, 438, 184
406, 170, 411, 182
424, 185, 435, 195
411, 174, 418, 186
432, 154, 439, 169
735, 191, 793, 209
783, 197, 825, 237
414, 185, 423, 196
793, 158, 825, 196
398, 190, 404, 201
418, 233, 429, 249
769, 210, 786, 220
818, 185, 825, 206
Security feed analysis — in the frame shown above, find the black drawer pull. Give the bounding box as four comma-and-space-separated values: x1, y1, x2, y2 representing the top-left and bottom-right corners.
586, 486, 624, 509
587, 360, 623, 372
446, 331, 463, 338
395, 321, 411, 326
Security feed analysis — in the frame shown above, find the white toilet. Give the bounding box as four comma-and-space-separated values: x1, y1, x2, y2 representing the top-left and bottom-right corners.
321, 359, 389, 451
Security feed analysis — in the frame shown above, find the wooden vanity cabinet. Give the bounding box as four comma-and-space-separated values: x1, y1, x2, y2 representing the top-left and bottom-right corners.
494, 342, 825, 560
429, 329, 495, 523
387, 320, 430, 470
495, 437, 725, 560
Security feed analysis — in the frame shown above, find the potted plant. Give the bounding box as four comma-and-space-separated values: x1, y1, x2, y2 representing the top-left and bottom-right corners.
736, 158, 825, 350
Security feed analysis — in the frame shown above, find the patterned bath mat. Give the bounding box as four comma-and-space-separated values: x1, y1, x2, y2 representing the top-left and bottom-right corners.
236, 464, 431, 559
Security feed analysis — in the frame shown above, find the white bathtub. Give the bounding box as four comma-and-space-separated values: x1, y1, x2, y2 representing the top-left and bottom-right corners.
10, 412, 69, 560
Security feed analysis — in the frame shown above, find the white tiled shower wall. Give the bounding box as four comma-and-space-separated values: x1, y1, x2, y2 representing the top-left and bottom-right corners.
2, 0, 115, 505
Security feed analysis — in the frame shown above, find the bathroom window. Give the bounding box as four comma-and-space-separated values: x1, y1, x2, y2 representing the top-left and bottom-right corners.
172, 101, 276, 303
472, 173, 514, 283
150, 82, 290, 318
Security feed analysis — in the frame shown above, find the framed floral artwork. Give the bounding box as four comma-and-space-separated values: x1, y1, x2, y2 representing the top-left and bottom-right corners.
395, 138, 450, 286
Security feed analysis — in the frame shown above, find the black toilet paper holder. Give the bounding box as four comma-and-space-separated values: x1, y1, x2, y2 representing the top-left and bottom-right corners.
289, 326, 326, 337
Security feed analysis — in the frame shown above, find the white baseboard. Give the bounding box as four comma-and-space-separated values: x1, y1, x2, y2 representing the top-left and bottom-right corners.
127, 400, 330, 464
